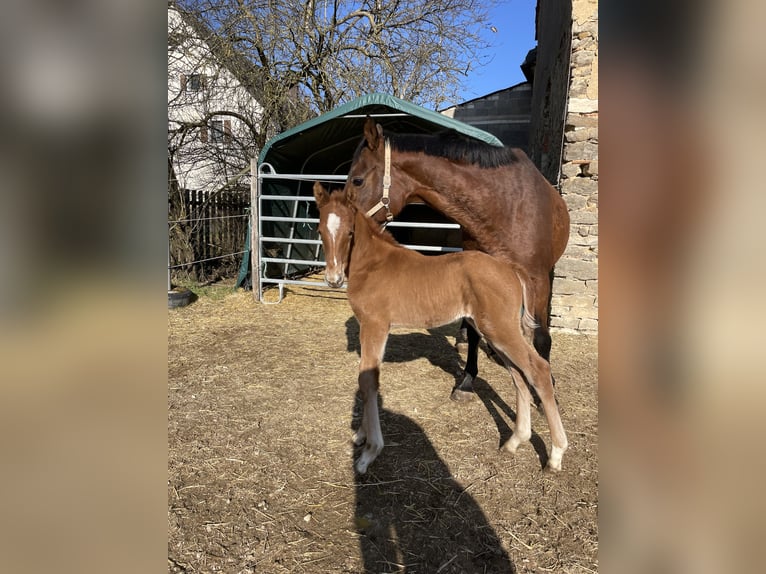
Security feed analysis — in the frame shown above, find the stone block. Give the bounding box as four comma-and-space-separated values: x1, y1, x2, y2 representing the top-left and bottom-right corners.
568, 209, 598, 225
564, 127, 589, 143
552, 278, 587, 295
550, 315, 581, 330
568, 98, 598, 114
575, 305, 600, 320
571, 50, 595, 67
554, 258, 598, 281
566, 113, 598, 128
578, 318, 599, 332
571, 234, 599, 247
561, 163, 581, 178
564, 194, 588, 210
569, 76, 590, 99
564, 140, 598, 161
562, 245, 597, 261
561, 177, 597, 195
552, 294, 597, 308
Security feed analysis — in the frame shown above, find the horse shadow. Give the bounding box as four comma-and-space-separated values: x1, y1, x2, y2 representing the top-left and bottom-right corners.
344, 315, 550, 469
344, 316, 461, 380
352, 393, 516, 573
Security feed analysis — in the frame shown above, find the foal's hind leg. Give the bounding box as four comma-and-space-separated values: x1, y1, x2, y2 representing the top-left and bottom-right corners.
525, 355, 568, 471
486, 330, 568, 471
502, 368, 533, 453
354, 321, 389, 474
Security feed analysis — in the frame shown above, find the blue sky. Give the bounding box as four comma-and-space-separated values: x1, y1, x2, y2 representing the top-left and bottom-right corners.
456, 0, 537, 103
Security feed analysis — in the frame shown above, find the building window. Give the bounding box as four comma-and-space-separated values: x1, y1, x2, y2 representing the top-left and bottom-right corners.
180, 73, 206, 92
210, 118, 232, 144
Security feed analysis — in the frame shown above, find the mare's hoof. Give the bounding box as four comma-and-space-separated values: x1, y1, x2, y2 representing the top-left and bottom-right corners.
450, 388, 475, 402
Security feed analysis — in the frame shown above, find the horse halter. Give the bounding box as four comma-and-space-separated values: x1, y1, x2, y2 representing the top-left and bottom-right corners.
365, 138, 394, 222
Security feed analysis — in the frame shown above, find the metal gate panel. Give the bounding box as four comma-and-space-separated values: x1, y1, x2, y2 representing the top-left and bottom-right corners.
252, 163, 461, 303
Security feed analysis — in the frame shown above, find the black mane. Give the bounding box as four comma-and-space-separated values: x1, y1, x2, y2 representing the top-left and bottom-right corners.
353, 131, 518, 168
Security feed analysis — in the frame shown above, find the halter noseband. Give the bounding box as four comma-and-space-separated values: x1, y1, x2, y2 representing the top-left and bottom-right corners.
365, 138, 394, 222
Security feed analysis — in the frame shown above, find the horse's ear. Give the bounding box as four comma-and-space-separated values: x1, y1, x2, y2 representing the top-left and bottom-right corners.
363, 116, 382, 151
313, 181, 330, 207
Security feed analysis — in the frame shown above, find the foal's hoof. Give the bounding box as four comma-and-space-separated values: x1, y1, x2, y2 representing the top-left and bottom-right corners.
543, 463, 562, 474
450, 388, 475, 402
355, 444, 382, 474
352, 430, 367, 446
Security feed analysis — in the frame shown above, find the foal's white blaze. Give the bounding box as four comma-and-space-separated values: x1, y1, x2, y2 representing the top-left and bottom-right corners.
327, 212, 341, 240
326, 212, 342, 268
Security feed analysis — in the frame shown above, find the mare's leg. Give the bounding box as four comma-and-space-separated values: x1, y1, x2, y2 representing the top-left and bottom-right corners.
525, 270, 555, 412
354, 321, 389, 474
530, 271, 553, 363
451, 324, 481, 402
455, 319, 469, 352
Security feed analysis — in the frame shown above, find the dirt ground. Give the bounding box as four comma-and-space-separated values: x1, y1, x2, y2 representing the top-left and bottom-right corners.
168, 282, 598, 573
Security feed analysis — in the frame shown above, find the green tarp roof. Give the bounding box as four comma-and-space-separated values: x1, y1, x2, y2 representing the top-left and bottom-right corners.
257, 92, 503, 176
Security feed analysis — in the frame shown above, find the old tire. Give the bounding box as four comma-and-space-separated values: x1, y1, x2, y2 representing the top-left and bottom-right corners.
168, 288, 195, 309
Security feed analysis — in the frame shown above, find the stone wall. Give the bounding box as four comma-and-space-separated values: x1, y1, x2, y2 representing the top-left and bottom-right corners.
549, 0, 598, 334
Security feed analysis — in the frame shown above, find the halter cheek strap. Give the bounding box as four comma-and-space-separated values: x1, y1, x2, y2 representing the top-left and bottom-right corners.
365, 138, 394, 222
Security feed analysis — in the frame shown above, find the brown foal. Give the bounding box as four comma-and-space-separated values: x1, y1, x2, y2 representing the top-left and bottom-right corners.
313, 182, 567, 474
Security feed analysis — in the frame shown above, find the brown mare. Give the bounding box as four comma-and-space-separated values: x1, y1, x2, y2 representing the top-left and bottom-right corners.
344, 118, 570, 401
313, 182, 568, 474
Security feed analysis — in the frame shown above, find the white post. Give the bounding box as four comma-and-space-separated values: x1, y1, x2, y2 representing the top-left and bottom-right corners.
250, 157, 260, 301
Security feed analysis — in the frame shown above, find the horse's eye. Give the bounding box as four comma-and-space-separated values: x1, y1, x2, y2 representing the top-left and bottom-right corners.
352, 177, 364, 186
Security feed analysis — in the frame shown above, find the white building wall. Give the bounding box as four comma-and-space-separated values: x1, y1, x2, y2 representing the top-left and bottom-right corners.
167, 8, 262, 193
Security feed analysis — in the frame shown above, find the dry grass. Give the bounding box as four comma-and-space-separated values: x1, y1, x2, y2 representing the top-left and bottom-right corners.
168, 280, 598, 573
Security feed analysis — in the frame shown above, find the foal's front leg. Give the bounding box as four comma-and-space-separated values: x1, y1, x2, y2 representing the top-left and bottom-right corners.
354, 321, 389, 474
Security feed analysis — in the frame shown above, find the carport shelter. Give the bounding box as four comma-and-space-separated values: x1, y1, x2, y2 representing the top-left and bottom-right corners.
237, 93, 502, 291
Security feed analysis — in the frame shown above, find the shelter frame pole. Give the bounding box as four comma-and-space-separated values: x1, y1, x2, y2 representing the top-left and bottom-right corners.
250, 157, 261, 301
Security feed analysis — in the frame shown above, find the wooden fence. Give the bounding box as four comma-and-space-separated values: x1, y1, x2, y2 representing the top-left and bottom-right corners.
168, 187, 250, 283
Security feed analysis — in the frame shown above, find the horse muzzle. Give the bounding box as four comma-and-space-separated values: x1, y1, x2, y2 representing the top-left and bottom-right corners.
324, 270, 345, 288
